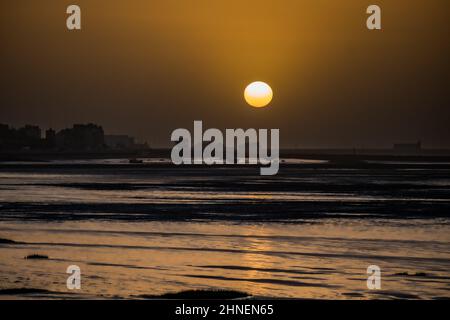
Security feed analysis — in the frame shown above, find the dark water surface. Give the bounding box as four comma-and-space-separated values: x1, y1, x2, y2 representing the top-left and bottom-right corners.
0, 160, 449, 299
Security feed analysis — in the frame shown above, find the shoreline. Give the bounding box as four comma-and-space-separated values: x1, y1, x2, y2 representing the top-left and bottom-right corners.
2, 149, 450, 163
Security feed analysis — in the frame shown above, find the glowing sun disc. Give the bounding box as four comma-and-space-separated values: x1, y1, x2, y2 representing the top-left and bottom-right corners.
244, 81, 273, 108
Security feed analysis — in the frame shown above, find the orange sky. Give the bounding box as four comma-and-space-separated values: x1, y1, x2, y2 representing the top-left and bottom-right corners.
1, 0, 449, 147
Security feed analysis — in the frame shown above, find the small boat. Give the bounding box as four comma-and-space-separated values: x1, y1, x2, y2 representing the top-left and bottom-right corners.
129, 158, 143, 164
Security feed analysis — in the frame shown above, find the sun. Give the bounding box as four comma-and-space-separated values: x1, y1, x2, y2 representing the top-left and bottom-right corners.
244, 81, 273, 108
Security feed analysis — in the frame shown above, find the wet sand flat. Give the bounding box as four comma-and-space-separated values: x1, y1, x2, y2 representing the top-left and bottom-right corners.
0, 161, 449, 299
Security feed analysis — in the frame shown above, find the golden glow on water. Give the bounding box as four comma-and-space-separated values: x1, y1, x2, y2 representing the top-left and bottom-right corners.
1, 167, 449, 299
0, 220, 449, 299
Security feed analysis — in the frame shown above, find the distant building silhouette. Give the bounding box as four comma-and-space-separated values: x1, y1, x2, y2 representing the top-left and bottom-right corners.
0, 123, 147, 152
0, 124, 42, 150
18, 125, 41, 141
56, 123, 105, 151
0, 124, 11, 140
393, 141, 422, 152
45, 128, 56, 148
0, 124, 13, 148
105, 135, 135, 150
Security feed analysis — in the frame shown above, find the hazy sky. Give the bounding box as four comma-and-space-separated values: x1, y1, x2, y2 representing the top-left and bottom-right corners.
1, 0, 449, 148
